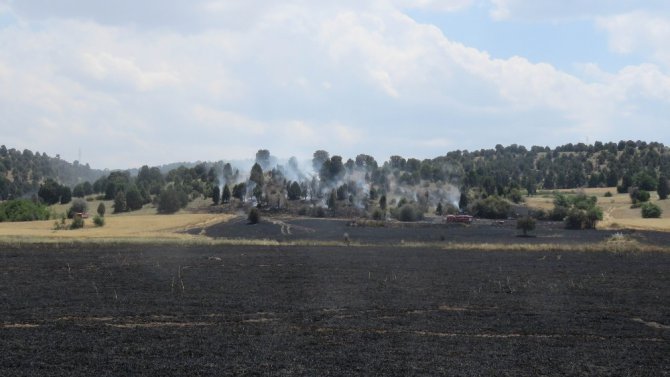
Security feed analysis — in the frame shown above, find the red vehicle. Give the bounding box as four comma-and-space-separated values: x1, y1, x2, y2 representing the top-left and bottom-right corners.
445, 214, 473, 224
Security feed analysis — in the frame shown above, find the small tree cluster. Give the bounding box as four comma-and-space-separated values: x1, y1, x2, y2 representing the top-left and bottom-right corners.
552, 192, 602, 229
470, 196, 510, 219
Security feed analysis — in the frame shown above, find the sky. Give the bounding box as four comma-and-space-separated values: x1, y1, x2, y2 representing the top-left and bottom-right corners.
1, 0, 670, 169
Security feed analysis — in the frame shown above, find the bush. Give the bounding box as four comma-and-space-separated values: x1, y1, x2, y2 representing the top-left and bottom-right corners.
0, 199, 50, 222
93, 214, 105, 227
516, 216, 536, 236
395, 204, 424, 222
70, 215, 84, 229
564, 208, 587, 230
371, 208, 385, 221
67, 198, 88, 219
604, 191, 613, 198
641, 202, 662, 218
565, 207, 602, 230
471, 196, 511, 219
629, 187, 650, 204
248, 207, 260, 224
549, 206, 568, 221
313, 206, 326, 218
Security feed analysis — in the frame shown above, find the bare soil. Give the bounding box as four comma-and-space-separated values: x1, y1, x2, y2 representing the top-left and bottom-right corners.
2, 244, 669, 376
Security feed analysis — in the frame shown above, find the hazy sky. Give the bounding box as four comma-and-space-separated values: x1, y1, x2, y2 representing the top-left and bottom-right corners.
1, 1, 669, 169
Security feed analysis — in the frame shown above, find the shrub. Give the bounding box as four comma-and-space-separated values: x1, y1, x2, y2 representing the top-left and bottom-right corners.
471, 196, 510, 219
604, 191, 613, 198
313, 206, 326, 218
93, 215, 105, 227
371, 208, 385, 221
549, 206, 568, 221
248, 207, 260, 224
395, 204, 424, 222
70, 215, 84, 229
565, 208, 587, 230
516, 216, 536, 236
641, 202, 662, 218
565, 207, 602, 230
629, 187, 650, 204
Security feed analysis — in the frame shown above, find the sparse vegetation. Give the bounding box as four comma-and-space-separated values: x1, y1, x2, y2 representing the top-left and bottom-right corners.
641, 202, 662, 218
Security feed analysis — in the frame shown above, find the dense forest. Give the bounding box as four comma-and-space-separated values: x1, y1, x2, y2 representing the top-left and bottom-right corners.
0, 145, 106, 200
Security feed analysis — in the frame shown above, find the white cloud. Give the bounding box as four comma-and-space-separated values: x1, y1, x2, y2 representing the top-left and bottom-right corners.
0, 1, 669, 168
597, 11, 670, 67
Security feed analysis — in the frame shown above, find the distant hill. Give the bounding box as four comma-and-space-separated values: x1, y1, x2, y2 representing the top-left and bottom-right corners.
0, 145, 107, 200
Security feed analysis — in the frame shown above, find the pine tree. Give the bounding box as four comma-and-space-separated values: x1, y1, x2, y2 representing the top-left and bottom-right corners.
222, 185, 231, 203
212, 186, 220, 205
658, 176, 669, 200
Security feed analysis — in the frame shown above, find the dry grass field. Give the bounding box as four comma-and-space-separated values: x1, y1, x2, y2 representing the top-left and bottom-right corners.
0, 211, 232, 242
526, 187, 670, 231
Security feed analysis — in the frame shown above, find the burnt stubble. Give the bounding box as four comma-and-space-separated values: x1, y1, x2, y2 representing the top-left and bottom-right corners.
2, 244, 669, 376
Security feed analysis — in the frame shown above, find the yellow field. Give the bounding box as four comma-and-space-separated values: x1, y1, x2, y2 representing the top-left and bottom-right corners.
527, 187, 670, 231
0, 212, 233, 242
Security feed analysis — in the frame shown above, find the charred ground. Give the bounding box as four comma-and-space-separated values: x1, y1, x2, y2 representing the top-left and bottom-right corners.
2, 243, 669, 376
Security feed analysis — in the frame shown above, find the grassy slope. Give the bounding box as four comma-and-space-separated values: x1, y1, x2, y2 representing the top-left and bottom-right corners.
526, 187, 670, 231
0, 196, 232, 242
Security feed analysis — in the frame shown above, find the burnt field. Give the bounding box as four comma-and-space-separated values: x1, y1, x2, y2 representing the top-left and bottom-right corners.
2, 243, 669, 376
192, 216, 670, 247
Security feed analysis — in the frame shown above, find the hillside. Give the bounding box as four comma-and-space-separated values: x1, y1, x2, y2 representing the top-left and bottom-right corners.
0, 145, 106, 200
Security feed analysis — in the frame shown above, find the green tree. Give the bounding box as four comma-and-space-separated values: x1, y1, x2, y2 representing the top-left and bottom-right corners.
249, 163, 264, 187
97, 202, 106, 217
633, 171, 658, 191
658, 176, 669, 200
38, 178, 62, 205
113, 191, 127, 213
59, 186, 72, 204
517, 216, 536, 236
222, 185, 231, 203
232, 183, 246, 201
125, 186, 144, 211
435, 202, 443, 216
327, 189, 337, 210
379, 195, 387, 211
287, 181, 301, 200
157, 187, 182, 214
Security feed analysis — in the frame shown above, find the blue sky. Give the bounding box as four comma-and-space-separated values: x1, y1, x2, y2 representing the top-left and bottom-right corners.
0, 0, 669, 169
